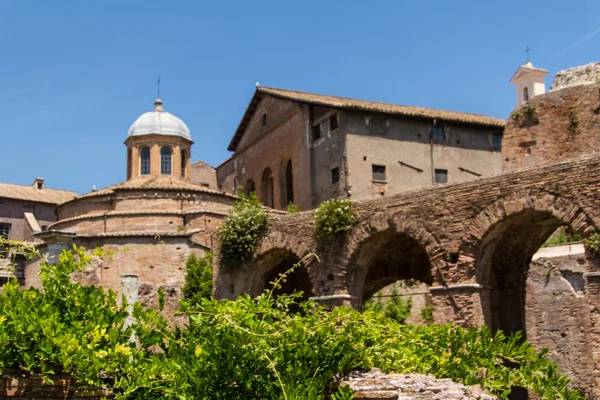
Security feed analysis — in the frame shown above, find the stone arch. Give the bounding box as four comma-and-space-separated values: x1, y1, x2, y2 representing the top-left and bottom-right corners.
244, 232, 315, 300
345, 213, 446, 309
459, 192, 596, 335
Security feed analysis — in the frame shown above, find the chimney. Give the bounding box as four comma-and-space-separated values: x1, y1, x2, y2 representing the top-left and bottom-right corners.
32, 177, 44, 190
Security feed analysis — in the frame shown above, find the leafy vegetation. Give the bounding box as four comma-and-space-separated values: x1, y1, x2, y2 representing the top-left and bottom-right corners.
585, 232, 600, 254
314, 199, 356, 241
364, 284, 412, 324
421, 305, 434, 324
287, 202, 300, 214
180, 252, 213, 308
0, 244, 585, 399
215, 191, 268, 268
542, 226, 583, 247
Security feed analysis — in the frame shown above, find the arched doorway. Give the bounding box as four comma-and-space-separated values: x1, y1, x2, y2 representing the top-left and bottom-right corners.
245, 179, 256, 196
261, 168, 274, 208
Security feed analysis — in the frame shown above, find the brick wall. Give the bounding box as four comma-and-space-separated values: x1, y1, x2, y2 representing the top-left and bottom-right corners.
0, 370, 111, 399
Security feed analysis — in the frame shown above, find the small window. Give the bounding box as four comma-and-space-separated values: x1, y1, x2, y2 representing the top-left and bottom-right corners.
329, 113, 338, 132
262, 113, 267, 127
372, 164, 386, 181
331, 167, 340, 184
431, 126, 445, 141
140, 146, 151, 175
434, 169, 448, 184
0, 223, 10, 238
313, 123, 321, 141
41, 225, 48, 232
492, 132, 502, 150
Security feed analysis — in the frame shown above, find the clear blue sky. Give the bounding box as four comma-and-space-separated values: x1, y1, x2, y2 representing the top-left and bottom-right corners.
1, 0, 598, 194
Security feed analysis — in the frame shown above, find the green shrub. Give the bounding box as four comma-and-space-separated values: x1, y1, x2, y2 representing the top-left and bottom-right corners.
216, 192, 268, 268
585, 232, 600, 254
421, 305, 434, 324
364, 284, 412, 324
0, 244, 585, 400
287, 202, 300, 214
314, 199, 356, 241
181, 252, 213, 308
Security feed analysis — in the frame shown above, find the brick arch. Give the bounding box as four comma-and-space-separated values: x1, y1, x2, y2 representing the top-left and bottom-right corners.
243, 231, 315, 297
459, 191, 596, 335
459, 191, 596, 282
345, 212, 446, 306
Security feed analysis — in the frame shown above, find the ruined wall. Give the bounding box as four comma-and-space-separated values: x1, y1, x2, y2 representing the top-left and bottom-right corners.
0, 198, 59, 241
503, 83, 600, 171
550, 62, 600, 91
0, 370, 111, 399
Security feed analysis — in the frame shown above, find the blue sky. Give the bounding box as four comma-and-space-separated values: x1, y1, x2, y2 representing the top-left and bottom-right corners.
1, 0, 598, 194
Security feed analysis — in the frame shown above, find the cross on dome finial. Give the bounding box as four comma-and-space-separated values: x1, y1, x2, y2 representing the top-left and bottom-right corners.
154, 98, 164, 112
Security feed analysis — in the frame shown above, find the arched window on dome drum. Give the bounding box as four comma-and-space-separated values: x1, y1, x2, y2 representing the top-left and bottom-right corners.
161, 146, 172, 175
127, 149, 132, 180
181, 149, 187, 178
140, 147, 151, 176
523, 86, 529, 102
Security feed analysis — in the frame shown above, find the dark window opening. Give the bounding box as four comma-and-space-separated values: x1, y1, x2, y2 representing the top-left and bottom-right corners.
181, 150, 187, 177
140, 146, 151, 175
431, 126, 446, 141
37, 182, 43, 189
160, 146, 172, 175
41, 225, 48, 232
261, 168, 274, 208
313, 123, 321, 141
492, 132, 503, 150
0, 223, 10, 238
435, 169, 448, 184
285, 160, 294, 205
262, 113, 267, 127
449, 252, 459, 264
127, 149, 132, 179
331, 167, 340, 184
329, 113, 338, 132
372, 164, 386, 181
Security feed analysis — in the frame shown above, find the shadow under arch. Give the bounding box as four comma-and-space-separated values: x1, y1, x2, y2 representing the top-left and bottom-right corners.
459, 192, 596, 336
345, 214, 445, 309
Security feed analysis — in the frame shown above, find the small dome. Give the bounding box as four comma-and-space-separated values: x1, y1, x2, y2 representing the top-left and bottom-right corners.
128, 98, 191, 140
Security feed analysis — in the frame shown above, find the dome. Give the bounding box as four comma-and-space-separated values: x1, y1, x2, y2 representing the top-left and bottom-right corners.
127, 98, 191, 140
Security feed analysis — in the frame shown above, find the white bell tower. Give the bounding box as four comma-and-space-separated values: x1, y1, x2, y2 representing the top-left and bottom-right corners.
510, 61, 548, 106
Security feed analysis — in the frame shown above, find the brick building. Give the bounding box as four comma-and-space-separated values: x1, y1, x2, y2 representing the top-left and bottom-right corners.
0, 178, 76, 284
25, 98, 237, 313
217, 86, 506, 210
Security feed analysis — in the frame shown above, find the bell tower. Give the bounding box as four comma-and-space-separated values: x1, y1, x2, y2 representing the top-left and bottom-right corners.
510, 62, 548, 106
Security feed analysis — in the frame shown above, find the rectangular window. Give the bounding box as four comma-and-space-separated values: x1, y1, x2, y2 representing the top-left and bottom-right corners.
434, 169, 448, 184
0, 223, 10, 238
492, 131, 502, 150
372, 164, 386, 181
431, 126, 446, 141
313, 123, 321, 141
329, 113, 338, 132
262, 113, 267, 127
331, 167, 340, 184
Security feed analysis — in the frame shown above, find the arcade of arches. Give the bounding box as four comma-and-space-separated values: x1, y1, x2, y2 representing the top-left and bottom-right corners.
214, 154, 600, 395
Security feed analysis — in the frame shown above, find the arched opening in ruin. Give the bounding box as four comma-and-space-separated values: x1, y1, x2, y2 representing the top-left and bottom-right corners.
347, 230, 434, 323
245, 179, 256, 196
476, 209, 582, 337
246, 249, 313, 306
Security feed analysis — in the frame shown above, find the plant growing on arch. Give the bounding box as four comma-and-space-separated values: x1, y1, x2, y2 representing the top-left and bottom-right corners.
314, 198, 356, 241
216, 191, 268, 268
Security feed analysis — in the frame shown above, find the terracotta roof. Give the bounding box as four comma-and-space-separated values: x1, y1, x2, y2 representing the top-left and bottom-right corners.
61, 175, 238, 206
228, 86, 506, 151
0, 182, 76, 205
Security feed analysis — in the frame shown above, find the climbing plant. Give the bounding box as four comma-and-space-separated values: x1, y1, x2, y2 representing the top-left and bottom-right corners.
215, 191, 268, 269
314, 199, 356, 241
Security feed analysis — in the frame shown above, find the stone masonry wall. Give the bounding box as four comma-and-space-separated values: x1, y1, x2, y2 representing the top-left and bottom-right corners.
0, 370, 111, 399
503, 83, 600, 172
550, 62, 600, 91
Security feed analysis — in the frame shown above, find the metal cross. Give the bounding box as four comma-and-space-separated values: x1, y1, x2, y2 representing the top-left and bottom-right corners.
525, 45, 531, 62
157, 76, 161, 98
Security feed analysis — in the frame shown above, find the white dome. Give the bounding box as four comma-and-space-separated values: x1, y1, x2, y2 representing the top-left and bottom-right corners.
128, 98, 191, 140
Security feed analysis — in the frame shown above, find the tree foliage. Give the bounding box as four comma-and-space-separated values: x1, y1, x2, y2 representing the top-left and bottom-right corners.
181, 252, 213, 308
216, 192, 268, 269
0, 246, 585, 400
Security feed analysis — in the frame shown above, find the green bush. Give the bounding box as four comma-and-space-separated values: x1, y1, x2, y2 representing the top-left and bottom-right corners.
0, 246, 585, 400
363, 284, 412, 324
181, 252, 213, 308
314, 199, 356, 241
421, 305, 434, 324
216, 192, 268, 268
585, 232, 600, 254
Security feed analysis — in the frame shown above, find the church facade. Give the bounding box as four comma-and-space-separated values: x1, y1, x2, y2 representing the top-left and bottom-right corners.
25, 99, 238, 313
